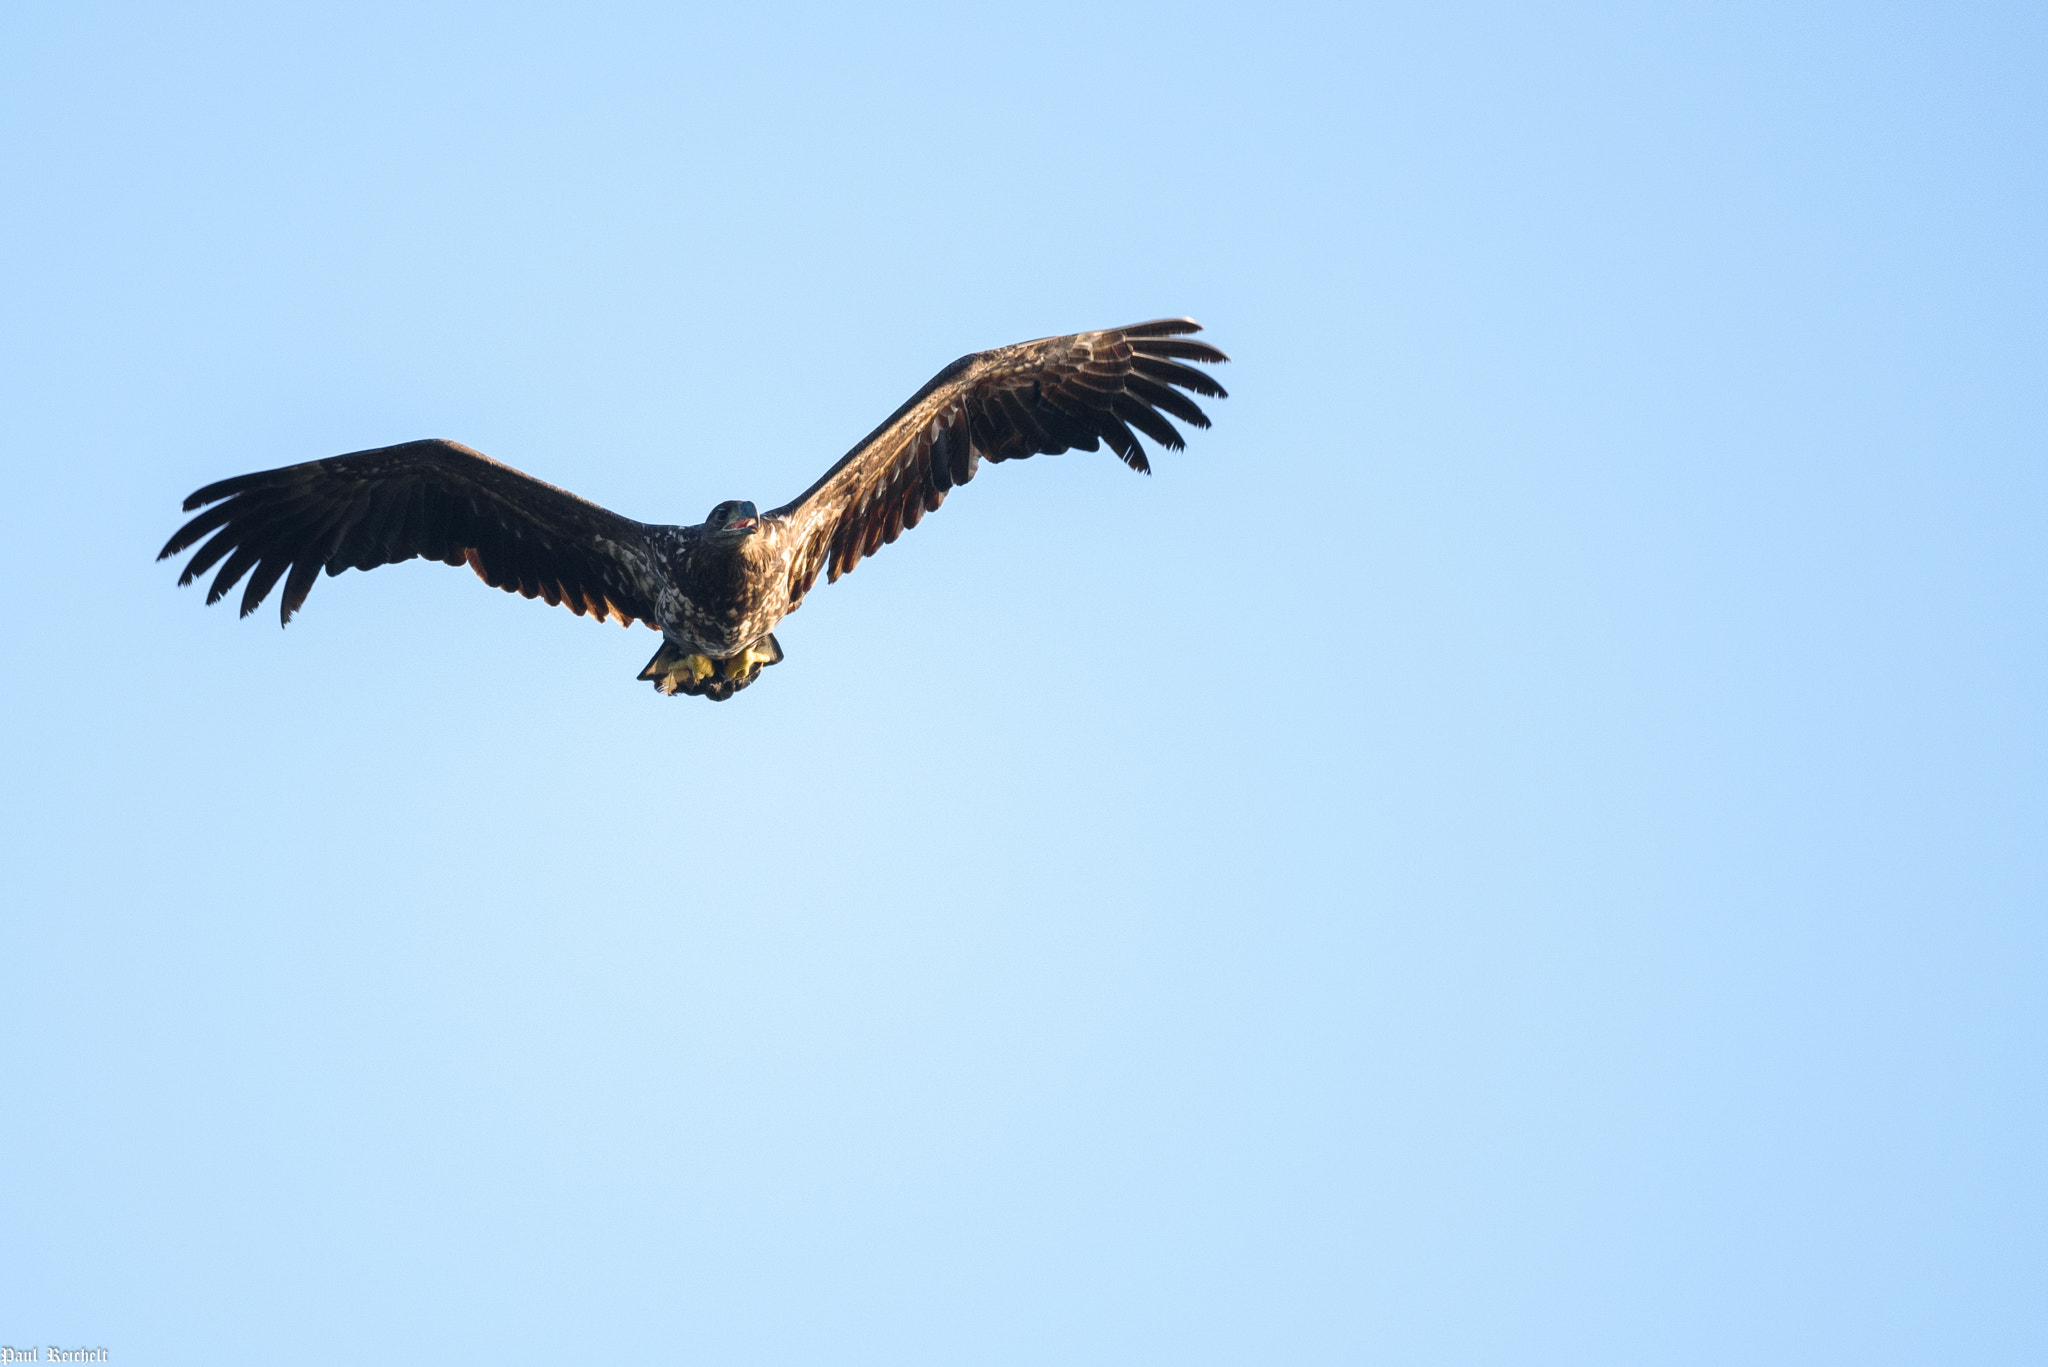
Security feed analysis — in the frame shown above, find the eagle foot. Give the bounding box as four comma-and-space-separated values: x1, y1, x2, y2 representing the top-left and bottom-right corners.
637, 635, 784, 701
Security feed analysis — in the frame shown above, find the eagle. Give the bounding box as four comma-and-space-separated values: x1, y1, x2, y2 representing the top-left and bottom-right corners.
159, 319, 1228, 700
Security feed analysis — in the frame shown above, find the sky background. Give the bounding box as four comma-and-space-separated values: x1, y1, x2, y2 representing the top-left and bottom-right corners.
2, 2, 2043, 1363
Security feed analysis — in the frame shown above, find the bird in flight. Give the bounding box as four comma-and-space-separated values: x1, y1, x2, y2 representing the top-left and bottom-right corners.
159, 319, 1228, 700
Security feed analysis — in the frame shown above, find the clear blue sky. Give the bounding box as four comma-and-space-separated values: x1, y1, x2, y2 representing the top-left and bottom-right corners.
3, 2, 2042, 1363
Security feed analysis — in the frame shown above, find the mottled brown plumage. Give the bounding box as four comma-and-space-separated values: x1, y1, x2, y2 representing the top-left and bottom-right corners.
159, 319, 1228, 700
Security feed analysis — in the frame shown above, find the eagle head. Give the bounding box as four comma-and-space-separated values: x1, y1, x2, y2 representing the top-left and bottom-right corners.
705, 500, 759, 537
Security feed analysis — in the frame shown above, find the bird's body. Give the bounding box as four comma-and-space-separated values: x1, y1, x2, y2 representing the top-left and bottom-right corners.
636, 516, 798, 698
159, 319, 1227, 700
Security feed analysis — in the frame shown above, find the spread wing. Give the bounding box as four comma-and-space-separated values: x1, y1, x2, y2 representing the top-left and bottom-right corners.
767, 318, 1227, 610
158, 438, 666, 628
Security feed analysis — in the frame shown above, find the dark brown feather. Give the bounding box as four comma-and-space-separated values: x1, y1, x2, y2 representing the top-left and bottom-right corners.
1131, 353, 1228, 398
240, 554, 292, 619
207, 544, 261, 606
1118, 318, 1206, 338
1126, 374, 1212, 429
179, 526, 240, 585
765, 320, 1226, 603
161, 438, 663, 627
1129, 336, 1229, 363
1112, 393, 1185, 451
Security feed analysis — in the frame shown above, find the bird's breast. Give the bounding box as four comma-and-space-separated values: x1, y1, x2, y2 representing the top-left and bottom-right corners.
663, 532, 790, 655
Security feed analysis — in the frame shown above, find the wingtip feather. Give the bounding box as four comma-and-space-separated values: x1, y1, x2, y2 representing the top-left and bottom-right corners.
181, 471, 263, 511
1119, 317, 1205, 338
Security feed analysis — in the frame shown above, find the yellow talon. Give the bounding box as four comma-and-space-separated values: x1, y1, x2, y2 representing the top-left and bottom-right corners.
654, 653, 714, 687
720, 643, 774, 679
640, 635, 782, 697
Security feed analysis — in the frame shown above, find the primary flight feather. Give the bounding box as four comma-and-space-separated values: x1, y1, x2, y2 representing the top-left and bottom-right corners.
158, 318, 1228, 700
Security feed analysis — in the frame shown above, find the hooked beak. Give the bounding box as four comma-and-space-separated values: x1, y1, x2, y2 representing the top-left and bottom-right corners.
723, 516, 757, 533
